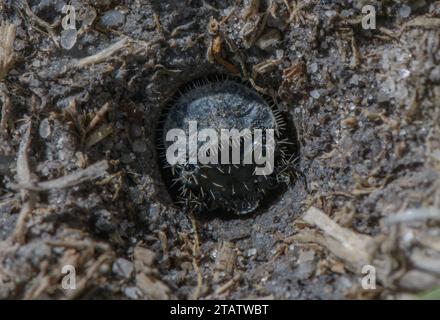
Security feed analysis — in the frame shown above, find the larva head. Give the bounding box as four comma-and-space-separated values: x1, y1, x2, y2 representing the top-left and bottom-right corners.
157, 77, 297, 215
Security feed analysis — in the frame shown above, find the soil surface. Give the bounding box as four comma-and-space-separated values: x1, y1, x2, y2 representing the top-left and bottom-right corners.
0, 0, 439, 299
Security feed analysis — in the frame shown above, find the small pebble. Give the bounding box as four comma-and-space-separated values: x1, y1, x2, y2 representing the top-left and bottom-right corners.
399, 68, 410, 79
399, 5, 412, 18
124, 286, 143, 299
429, 66, 440, 82
310, 90, 320, 99
100, 10, 126, 29
349, 74, 359, 86
60, 29, 77, 50
275, 49, 284, 59
113, 258, 134, 279
39, 118, 51, 139
432, 149, 440, 162
89, 0, 112, 9
148, 204, 161, 221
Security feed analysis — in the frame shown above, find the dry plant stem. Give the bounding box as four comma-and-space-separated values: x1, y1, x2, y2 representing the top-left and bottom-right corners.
85, 102, 111, 134
214, 273, 241, 296
0, 84, 12, 138
404, 16, 440, 29
23, 1, 59, 47
11, 120, 36, 244
76, 38, 129, 67
171, 20, 196, 37
16, 160, 109, 191
383, 207, 440, 225
0, 23, 16, 80
293, 207, 376, 273
85, 123, 113, 148
45, 240, 110, 251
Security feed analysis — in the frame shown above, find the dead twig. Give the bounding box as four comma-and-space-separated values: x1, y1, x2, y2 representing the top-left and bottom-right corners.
291, 207, 378, 273
76, 38, 130, 68
403, 16, 440, 29
14, 160, 109, 191
0, 22, 16, 80
214, 273, 241, 296
383, 207, 440, 225
206, 18, 240, 75
45, 240, 110, 251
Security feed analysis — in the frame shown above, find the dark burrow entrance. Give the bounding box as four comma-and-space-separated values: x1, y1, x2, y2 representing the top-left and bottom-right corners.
155, 75, 300, 218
